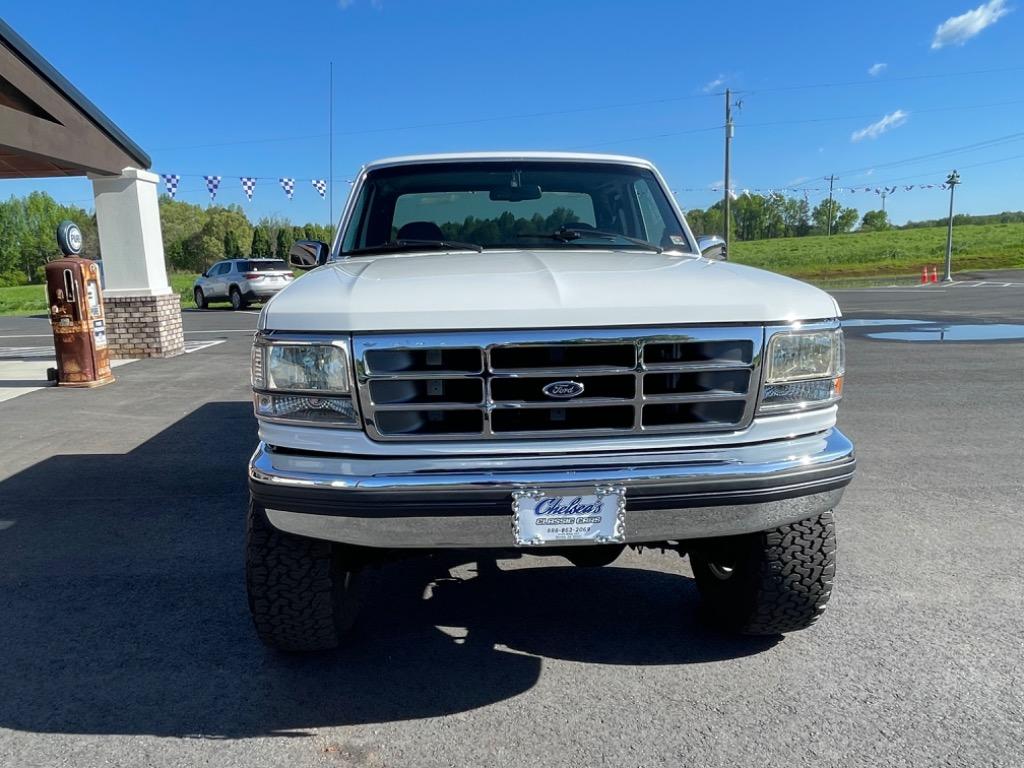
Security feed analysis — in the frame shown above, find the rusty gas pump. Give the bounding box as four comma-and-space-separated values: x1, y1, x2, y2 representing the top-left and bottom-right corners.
44, 220, 114, 387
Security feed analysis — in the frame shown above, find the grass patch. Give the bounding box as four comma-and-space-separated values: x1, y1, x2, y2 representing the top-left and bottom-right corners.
0, 273, 200, 317
729, 222, 1024, 279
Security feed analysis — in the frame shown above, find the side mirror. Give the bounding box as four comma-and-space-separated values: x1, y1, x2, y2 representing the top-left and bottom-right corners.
289, 240, 330, 270
697, 235, 727, 261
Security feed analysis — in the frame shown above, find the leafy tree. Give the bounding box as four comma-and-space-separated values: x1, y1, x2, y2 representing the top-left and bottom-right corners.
276, 228, 290, 259
781, 197, 811, 237
836, 206, 859, 234
811, 199, 857, 235
860, 209, 890, 231
251, 225, 273, 258
224, 230, 243, 259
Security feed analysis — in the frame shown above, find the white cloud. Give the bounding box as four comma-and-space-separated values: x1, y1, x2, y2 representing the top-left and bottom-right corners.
931, 0, 1010, 49
702, 75, 725, 93
867, 62, 887, 76
851, 110, 909, 142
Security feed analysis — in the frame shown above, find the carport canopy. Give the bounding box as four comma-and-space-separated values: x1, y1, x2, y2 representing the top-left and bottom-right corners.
0, 19, 151, 178
0, 19, 183, 358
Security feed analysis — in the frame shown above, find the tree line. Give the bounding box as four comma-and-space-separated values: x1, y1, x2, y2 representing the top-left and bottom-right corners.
685, 193, 882, 241
0, 191, 331, 286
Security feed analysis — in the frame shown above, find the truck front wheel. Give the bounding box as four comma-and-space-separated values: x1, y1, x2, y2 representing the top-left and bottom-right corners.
689, 511, 836, 635
245, 499, 363, 651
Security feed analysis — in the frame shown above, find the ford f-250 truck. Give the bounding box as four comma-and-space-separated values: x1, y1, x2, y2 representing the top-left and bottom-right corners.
246, 152, 855, 651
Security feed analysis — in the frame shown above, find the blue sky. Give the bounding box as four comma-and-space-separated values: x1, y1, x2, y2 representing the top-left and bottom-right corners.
4, 0, 1023, 226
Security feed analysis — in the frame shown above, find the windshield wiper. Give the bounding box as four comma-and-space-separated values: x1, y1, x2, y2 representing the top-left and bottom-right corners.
517, 227, 662, 253
348, 238, 483, 255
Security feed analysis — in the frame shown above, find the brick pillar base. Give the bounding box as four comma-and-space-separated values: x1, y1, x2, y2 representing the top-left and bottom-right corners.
102, 293, 185, 359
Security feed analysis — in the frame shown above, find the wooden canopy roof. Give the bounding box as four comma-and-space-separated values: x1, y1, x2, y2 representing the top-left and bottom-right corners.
0, 19, 150, 179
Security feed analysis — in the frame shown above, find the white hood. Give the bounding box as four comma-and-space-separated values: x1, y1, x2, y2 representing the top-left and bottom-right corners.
260, 250, 840, 331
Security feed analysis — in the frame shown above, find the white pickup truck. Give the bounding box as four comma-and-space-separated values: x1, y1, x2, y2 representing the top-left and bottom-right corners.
246, 152, 855, 651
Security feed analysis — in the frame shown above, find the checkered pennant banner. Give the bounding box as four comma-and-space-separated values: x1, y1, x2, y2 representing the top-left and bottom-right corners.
240, 177, 257, 202
279, 177, 295, 200
312, 179, 328, 198
204, 175, 222, 202
162, 174, 180, 199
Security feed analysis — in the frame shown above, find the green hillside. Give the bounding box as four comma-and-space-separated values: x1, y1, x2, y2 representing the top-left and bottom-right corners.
729, 221, 1024, 279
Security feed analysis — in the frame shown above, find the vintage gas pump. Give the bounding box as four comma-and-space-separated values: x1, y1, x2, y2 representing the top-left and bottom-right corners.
44, 220, 114, 387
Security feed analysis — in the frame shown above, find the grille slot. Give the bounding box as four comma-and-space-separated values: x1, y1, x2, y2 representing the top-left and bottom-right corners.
355, 327, 763, 441
490, 343, 635, 372
369, 378, 483, 405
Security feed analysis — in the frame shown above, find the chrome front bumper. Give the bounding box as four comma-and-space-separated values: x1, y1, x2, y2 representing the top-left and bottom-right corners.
249, 429, 855, 548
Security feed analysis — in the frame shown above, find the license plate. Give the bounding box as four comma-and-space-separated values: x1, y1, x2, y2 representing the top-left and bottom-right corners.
512, 486, 625, 546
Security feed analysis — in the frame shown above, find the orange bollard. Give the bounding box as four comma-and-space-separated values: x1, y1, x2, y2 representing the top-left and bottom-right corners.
931, 266, 939, 283
921, 267, 928, 284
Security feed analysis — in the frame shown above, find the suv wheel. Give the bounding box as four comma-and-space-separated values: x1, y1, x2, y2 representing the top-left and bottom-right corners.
229, 287, 246, 311
245, 499, 363, 651
689, 511, 836, 635
193, 287, 207, 309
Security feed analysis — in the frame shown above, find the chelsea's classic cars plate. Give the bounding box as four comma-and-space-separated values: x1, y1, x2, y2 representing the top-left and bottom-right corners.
512, 486, 626, 546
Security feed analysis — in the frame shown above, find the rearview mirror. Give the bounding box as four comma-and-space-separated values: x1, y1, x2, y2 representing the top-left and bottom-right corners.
489, 184, 543, 202
697, 235, 727, 261
289, 240, 330, 270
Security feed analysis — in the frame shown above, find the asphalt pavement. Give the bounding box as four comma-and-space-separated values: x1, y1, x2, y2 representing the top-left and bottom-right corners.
0, 280, 1022, 767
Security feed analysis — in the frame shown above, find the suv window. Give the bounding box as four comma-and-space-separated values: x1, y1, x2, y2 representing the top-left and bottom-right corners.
342, 161, 689, 254
241, 260, 288, 272
209, 262, 229, 276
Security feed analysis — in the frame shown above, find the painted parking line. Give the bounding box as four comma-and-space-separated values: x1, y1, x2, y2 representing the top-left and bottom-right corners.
0, 358, 135, 404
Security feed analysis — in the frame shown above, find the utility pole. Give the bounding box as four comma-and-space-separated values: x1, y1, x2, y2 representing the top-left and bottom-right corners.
880, 188, 888, 213
723, 89, 733, 259
825, 175, 837, 237
943, 170, 960, 283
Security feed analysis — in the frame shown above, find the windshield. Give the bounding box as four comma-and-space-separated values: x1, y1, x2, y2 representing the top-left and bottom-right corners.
340, 161, 691, 255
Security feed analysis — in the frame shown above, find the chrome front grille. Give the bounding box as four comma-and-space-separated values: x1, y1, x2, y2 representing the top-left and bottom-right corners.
354, 327, 764, 441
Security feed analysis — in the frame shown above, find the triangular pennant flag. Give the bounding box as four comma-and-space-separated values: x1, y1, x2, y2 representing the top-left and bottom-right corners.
312, 179, 327, 198
162, 174, 180, 199
204, 175, 222, 202
240, 177, 257, 202
905, 185, 914, 191
279, 178, 295, 200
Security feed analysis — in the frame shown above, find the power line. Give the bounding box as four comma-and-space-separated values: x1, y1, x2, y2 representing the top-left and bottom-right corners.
741, 65, 1024, 96
151, 66, 1024, 153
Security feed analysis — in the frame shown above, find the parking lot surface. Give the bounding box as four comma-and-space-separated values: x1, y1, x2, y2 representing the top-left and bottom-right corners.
1, 283, 1022, 767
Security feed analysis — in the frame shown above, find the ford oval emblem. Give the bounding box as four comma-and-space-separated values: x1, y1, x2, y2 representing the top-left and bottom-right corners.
542, 380, 585, 399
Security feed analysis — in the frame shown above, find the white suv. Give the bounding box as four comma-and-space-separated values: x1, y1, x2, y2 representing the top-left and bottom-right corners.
246, 152, 855, 651
193, 259, 292, 310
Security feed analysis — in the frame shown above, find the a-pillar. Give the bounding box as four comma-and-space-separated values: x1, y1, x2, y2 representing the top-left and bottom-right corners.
89, 167, 184, 358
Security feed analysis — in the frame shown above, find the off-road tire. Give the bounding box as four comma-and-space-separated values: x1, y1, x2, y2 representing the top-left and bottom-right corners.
229, 287, 246, 311
193, 287, 207, 309
245, 499, 362, 651
689, 511, 836, 635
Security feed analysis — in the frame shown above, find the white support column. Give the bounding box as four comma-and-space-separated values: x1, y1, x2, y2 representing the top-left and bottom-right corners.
89, 167, 183, 358
90, 167, 170, 297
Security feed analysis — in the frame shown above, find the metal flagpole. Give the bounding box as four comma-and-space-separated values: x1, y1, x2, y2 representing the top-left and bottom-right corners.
329, 61, 334, 230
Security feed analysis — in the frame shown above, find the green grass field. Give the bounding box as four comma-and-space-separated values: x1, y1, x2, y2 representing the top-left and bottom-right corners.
0, 273, 198, 317
2, 222, 1023, 315
729, 221, 1024, 279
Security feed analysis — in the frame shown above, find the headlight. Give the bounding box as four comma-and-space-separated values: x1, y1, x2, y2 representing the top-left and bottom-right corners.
251, 337, 359, 427
760, 328, 844, 413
